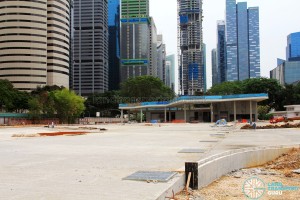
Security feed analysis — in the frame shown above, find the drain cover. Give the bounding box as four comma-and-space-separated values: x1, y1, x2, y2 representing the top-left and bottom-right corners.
199, 140, 219, 143
123, 171, 177, 182
178, 148, 206, 153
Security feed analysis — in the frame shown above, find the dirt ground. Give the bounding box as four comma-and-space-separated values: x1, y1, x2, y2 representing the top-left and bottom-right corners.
176, 148, 300, 200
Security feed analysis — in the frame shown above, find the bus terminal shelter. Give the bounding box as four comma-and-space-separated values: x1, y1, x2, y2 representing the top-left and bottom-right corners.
119, 93, 268, 123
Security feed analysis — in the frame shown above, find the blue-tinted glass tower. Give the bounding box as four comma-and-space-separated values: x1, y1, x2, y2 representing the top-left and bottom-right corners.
217, 20, 226, 83
248, 7, 260, 78
287, 32, 300, 61
237, 2, 249, 80
225, 0, 238, 81
225, 0, 260, 81
108, 0, 120, 90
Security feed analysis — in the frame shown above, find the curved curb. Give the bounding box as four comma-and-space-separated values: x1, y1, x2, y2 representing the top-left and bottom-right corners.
156, 144, 300, 200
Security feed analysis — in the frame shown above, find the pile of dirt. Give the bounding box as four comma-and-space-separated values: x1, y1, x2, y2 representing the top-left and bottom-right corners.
12, 131, 89, 137
265, 148, 300, 177
241, 123, 300, 129
175, 148, 300, 200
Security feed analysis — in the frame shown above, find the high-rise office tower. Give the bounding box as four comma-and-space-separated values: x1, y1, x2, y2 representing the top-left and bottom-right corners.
286, 32, 300, 62
157, 34, 166, 82
72, 0, 108, 96
225, 0, 238, 81
149, 17, 158, 77
225, 0, 260, 81
0, 0, 71, 91
211, 49, 218, 86
248, 7, 260, 78
108, 0, 121, 90
120, 0, 152, 82
166, 54, 176, 91
270, 32, 300, 85
178, 0, 205, 95
217, 20, 226, 83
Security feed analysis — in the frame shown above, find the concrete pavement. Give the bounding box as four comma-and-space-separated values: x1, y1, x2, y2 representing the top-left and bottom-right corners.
0, 123, 299, 199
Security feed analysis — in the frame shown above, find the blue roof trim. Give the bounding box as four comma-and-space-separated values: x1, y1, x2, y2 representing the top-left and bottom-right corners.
119, 93, 268, 108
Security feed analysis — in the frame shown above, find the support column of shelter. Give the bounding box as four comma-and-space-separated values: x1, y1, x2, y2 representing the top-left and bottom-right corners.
250, 101, 253, 122
184, 104, 187, 123
210, 103, 214, 123
164, 107, 167, 123
121, 109, 124, 123
255, 101, 258, 122
234, 101, 237, 122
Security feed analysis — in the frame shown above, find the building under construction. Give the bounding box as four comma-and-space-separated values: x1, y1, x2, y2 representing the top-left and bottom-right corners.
178, 0, 205, 95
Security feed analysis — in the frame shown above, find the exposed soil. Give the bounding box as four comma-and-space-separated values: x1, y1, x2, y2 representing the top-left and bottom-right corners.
12, 131, 89, 137
175, 148, 300, 200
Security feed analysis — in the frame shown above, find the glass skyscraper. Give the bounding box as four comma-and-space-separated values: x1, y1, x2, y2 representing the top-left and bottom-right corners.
211, 49, 218, 86
217, 20, 226, 83
248, 7, 260, 78
226, 0, 238, 81
120, 0, 152, 82
108, 0, 120, 90
72, 0, 109, 96
287, 32, 300, 61
225, 0, 260, 81
270, 32, 300, 85
178, 0, 205, 95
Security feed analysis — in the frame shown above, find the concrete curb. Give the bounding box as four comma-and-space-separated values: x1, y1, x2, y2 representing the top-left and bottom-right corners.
156, 144, 300, 200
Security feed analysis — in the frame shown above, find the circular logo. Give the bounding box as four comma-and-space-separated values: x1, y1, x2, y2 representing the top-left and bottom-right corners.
243, 177, 266, 200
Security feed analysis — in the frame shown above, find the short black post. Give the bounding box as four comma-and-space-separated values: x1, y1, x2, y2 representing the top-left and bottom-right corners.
185, 162, 198, 189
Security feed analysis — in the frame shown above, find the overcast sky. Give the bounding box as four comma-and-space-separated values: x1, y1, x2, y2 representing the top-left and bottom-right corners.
150, 0, 300, 90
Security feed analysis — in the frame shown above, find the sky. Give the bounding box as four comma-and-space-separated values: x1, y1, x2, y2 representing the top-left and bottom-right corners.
150, 0, 300, 90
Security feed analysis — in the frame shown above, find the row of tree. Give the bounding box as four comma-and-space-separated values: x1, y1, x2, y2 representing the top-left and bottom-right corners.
0, 80, 85, 123
2, 76, 299, 120
208, 78, 300, 119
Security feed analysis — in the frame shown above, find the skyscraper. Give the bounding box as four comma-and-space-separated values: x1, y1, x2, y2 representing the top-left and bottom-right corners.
248, 7, 260, 78
0, 0, 71, 91
225, 0, 260, 81
226, 0, 238, 81
157, 34, 166, 82
286, 32, 300, 61
120, 0, 152, 82
270, 32, 300, 85
211, 49, 218, 86
178, 0, 205, 95
72, 0, 109, 96
166, 54, 176, 91
217, 20, 226, 83
108, 0, 120, 90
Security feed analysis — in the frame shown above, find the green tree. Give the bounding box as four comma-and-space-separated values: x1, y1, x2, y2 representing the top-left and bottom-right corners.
207, 81, 243, 95
0, 79, 30, 112
85, 91, 120, 117
120, 76, 175, 102
241, 78, 284, 110
51, 89, 85, 123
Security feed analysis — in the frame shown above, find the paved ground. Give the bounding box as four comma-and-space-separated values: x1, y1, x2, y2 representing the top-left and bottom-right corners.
0, 123, 299, 200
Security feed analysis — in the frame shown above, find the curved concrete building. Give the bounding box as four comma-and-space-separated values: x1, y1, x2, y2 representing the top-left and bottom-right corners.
0, 0, 70, 91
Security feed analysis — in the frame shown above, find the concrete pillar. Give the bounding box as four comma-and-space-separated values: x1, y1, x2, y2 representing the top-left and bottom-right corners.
184, 104, 187, 123
121, 109, 124, 123
140, 109, 143, 123
169, 108, 171, 122
210, 103, 214, 123
234, 101, 237, 122
164, 107, 167, 123
249, 101, 253, 122
255, 101, 258, 122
